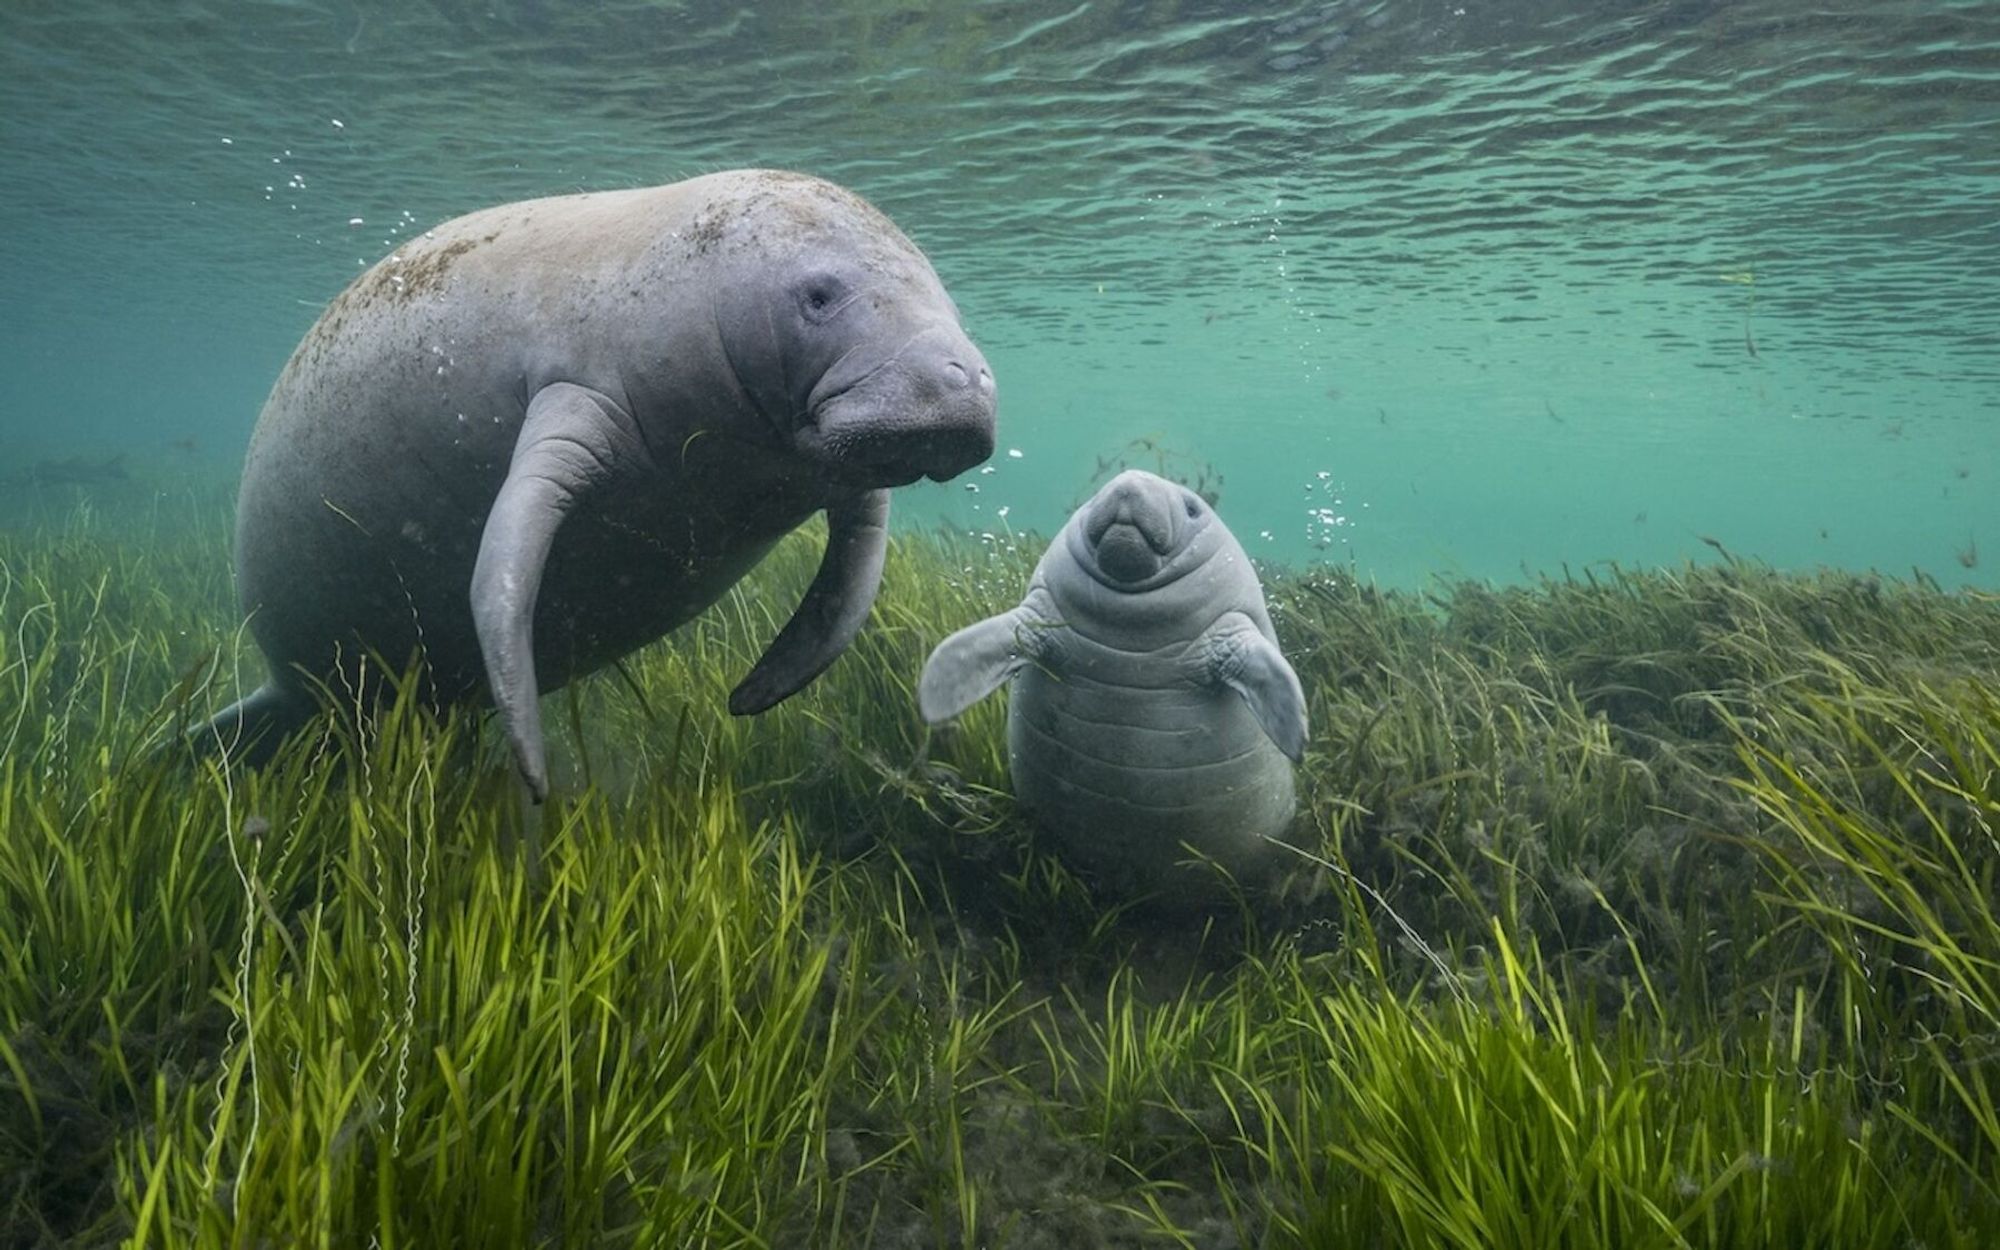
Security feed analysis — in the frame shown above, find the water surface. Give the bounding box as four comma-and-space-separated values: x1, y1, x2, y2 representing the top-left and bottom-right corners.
2, 0, 1995, 584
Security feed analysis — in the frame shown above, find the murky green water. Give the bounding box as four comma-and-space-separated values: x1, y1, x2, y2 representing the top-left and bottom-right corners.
2, 0, 1996, 585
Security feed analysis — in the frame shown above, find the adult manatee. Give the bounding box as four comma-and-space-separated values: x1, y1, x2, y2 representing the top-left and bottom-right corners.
202, 169, 997, 800
919, 470, 1306, 895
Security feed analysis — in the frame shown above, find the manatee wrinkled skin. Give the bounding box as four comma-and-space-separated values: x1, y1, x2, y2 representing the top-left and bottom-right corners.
919, 470, 1307, 896
201, 169, 997, 800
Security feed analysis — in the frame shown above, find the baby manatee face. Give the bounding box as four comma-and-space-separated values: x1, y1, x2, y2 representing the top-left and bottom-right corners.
1070, 469, 1218, 588
706, 174, 997, 488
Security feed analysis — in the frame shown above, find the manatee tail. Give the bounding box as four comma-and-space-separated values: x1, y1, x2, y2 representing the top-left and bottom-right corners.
189, 681, 313, 766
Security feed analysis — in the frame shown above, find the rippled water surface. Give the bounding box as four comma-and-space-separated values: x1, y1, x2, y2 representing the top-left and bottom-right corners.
3, 0, 1996, 582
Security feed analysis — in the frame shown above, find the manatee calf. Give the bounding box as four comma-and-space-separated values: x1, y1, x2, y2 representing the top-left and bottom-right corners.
201, 169, 997, 800
919, 470, 1307, 894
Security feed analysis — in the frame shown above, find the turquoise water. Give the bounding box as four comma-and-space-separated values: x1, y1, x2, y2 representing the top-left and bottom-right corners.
2, 0, 1995, 586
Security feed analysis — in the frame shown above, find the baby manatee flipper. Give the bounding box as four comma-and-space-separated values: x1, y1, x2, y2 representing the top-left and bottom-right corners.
1197, 611, 1308, 763
918, 593, 1061, 723
728, 488, 891, 715
190, 681, 312, 765
472, 382, 654, 804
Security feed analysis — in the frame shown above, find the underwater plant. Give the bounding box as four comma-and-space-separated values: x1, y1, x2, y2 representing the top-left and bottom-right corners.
3, 505, 1998, 1246
1077, 435, 1226, 509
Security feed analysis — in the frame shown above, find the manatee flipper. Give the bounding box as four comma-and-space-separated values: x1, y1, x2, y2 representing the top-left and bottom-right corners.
472, 382, 653, 803
1197, 612, 1308, 762
189, 681, 313, 764
729, 488, 891, 715
918, 593, 1061, 723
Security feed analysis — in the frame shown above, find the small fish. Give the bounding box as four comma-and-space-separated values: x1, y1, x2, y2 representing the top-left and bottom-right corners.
1633, 511, 1647, 524
6, 453, 130, 487
1377, 406, 1389, 426
169, 436, 199, 454
1544, 399, 1564, 424
1958, 537, 1979, 570
1745, 321, 1758, 358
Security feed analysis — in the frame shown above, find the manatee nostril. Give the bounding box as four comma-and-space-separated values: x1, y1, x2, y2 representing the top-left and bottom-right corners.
943, 362, 969, 387
976, 366, 994, 392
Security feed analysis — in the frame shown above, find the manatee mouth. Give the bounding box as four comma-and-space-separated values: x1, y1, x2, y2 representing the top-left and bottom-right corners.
1093, 522, 1166, 583
801, 357, 997, 485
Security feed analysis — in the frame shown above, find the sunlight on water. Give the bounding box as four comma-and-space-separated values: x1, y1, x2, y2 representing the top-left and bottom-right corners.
1, 0, 1995, 583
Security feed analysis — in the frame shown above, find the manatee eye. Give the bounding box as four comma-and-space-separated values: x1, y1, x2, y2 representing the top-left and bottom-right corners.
799, 275, 849, 322
1184, 496, 1202, 518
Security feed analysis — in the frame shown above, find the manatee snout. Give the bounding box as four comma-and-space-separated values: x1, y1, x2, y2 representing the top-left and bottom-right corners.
807, 326, 996, 484
1086, 471, 1179, 583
